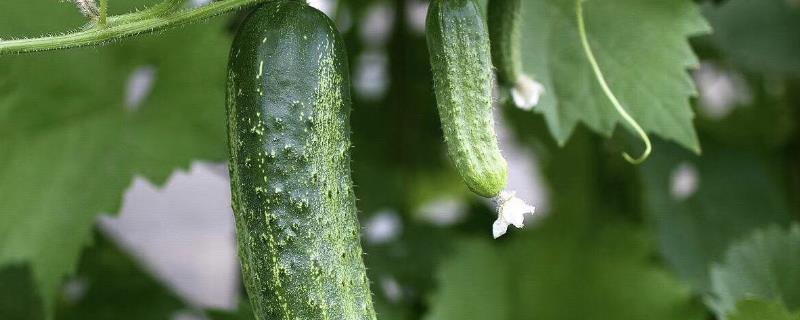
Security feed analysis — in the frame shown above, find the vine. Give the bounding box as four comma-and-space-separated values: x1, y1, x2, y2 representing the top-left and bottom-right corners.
0, 0, 267, 55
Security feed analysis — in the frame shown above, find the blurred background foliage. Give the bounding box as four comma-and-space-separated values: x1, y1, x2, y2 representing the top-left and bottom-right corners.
1, 0, 799, 319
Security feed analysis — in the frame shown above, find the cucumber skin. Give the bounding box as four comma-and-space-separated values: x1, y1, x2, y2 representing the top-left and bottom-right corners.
488, 0, 522, 86
426, 0, 508, 198
226, 2, 377, 319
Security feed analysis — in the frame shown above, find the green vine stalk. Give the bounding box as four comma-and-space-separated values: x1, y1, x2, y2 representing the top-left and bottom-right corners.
99, 0, 109, 27
0, 0, 268, 55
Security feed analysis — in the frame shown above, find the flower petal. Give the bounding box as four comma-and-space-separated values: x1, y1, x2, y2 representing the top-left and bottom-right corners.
493, 218, 509, 239
511, 74, 545, 111
492, 190, 536, 238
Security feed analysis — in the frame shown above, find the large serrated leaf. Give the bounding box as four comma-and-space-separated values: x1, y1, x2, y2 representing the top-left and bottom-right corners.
519, 0, 710, 152
0, 3, 230, 315
640, 141, 792, 292
709, 225, 800, 318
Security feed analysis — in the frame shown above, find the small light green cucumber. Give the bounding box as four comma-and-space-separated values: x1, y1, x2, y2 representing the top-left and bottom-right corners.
488, 0, 544, 110
426, 0, 508, 198
488, 0, 523, 87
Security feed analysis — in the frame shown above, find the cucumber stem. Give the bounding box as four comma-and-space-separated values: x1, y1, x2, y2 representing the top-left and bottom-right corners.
576, 0, 652, 164
0, 0, 268, 55
99, 0, 108, 27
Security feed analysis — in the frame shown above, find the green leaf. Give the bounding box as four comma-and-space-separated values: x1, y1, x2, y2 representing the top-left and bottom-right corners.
424, 224, 704, 320
0, 230, 191, 320
0, 5, 229, 316
425, 132, 703, 320
708, 225, 800, 317
207, 302, 256, 320
704, 0, 800, 74
424, 239, 509, 320
54, 232, 187, 320
695, 82, 796, 152
519, 0, 709, 152
0, 264, 45, 320
363, 222, 460, 320
349, 11, 465, 214
640, 141, 792, 292
728, 300, 800, 320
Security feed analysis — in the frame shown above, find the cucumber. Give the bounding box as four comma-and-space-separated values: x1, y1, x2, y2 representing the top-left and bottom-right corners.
487, 0, 522, 87
226, 2, 377, 319
487, 0, 544, 110
426, 0, 508, 198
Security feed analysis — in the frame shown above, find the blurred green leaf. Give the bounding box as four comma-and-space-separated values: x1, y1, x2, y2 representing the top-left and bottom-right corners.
54, 232, 187, 320
640, 141, 792, 292
207, 302, 255, 320
0, 5, 230, 315
425, 133, 704, 320
0, 264, 45, 320
728, 300, 800, 320
363, 221, 462, 320
424, 239, 508, 320
0, 230, 192, 320
704, 0, 800, 74
519, 0, 709, 152
425, 222, 704, 320
709, 225, 800, 317
348, 2, 467, 214
695, 78, 796, 152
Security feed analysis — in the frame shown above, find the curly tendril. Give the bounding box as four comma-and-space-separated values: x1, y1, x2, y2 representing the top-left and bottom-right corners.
575, 0, 652, 164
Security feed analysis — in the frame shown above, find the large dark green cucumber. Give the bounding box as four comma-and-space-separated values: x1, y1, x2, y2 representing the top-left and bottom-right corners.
426, 0, 508, 198
226, 2, 376, 319
488, 0, 522, 87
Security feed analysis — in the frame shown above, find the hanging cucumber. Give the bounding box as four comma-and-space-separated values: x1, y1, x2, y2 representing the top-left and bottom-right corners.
226, 1, 377, 319
487, 0, 544, 110
487, 0, 522, 87
426, 0, 534, 238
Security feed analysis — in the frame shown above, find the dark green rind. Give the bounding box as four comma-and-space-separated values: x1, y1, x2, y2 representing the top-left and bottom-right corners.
226, 2, 377, 319
488, 0, 523, 86
426, 0, 508, 198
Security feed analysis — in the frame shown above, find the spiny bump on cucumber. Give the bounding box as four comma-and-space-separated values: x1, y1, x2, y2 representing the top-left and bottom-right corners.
226, 1, 377, 319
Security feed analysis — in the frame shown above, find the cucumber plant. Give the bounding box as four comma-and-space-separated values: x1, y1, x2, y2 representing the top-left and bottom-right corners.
426, 0, 535, 238
0, 0, 713, 317
226, 1, 376, 319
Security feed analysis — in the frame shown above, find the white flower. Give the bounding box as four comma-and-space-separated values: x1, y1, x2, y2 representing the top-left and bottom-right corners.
511, 75, 545, 111
492, 190, 536, 239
